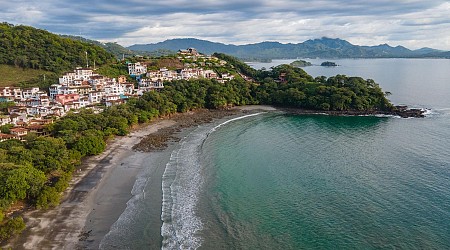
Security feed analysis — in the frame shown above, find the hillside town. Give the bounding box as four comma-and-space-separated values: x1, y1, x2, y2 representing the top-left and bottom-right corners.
0, 49, 235, 141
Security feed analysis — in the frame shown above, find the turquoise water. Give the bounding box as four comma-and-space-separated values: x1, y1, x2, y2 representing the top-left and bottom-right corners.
194, 59, 450, 249
101, 59, 450, 249
199, 113, 450, 249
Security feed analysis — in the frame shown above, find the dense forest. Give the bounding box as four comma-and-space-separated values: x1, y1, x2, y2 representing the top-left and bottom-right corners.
213, 53, 393, 111
0, 23, 115, 73
0, 37, 395, 241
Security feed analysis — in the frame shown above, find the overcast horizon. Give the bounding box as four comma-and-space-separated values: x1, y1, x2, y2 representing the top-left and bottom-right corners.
2, 0, 450, 50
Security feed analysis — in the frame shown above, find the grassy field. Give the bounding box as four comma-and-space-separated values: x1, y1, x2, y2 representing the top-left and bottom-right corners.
0, 64, 51, 87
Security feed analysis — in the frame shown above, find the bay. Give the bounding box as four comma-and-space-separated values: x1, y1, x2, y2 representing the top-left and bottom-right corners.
195, 58, 450, 249
102, 58, 450, 249
249, 58, 450, 109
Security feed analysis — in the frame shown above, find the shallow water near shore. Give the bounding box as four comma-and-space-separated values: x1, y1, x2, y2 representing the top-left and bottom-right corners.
197, 112, 450, 249
99, 58, 450, 249
167, 59, 450, 248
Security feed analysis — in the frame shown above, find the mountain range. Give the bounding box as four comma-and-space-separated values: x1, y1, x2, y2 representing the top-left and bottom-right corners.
128, 37, 450, 59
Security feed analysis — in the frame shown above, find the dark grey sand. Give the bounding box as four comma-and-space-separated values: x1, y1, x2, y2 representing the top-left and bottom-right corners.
3, 107, 276, 250
4, 119, 176, 249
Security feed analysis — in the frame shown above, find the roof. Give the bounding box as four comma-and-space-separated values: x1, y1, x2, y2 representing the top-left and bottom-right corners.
0, 133, 16, 139
27, 124, 45, 130
10, 127, 28, 132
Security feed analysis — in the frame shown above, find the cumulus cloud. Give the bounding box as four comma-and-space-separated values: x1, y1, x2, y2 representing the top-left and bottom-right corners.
1, 0, 449, 50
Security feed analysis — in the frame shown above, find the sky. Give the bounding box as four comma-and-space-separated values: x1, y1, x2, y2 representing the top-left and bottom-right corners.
2, 0, 450, 50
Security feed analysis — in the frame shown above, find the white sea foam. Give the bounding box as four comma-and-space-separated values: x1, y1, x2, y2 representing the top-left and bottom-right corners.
161, 112, 266, 250
429, 108, 450, 116
99, 157, 150, 249
210, 112, 265, 132
374, 114, 400, 118
161, 131, 206, 250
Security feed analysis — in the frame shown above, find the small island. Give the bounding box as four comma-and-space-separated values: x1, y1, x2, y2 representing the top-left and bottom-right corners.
290, 60, 312, 67
0, 24, 425, 246
321, 61, 338, 67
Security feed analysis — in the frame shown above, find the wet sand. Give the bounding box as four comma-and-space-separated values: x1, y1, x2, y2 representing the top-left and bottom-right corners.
3, 118, 177, 249
3, 108, 274, 249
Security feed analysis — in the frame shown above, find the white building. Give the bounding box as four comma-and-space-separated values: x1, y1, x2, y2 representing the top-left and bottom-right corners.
128, 62, 147, 76
59, 67, 95, 85
139, 79, 164, 89
49, 84, 78, 100
88, 91, 103, 104
104, 83, 125, 96
23, 88, 46, 101
0, 87, 22, 99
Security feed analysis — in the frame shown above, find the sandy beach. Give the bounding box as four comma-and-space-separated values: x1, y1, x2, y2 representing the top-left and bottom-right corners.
3, 117, 177, 249
3, 107, 275, 249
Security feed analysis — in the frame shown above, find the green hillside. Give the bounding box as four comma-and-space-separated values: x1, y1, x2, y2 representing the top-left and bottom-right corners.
0, 23, 115, 74
0, 65, 51, 87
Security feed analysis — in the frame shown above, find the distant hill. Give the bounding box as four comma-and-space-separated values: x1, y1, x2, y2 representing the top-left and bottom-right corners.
0, 23, 115, 73
62, 35, 177, 59
128, 37, 450, 59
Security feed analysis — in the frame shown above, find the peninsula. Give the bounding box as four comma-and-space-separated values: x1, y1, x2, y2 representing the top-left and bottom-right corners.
0, 23, 424, 247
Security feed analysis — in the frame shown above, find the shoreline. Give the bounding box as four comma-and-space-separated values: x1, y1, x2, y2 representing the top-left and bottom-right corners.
3, 117, 177, 249
3, 107, 271, 249
279, 106, 426, 118
2, 104, 419, 249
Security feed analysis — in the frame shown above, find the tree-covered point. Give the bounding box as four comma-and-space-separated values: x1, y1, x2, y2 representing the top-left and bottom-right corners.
209, 55, 393, 111
213, 53, 259, 79
0, 52, 394, 242
290, 60, 312, 67
254, 64, 393, 111
0, 23, 115, 73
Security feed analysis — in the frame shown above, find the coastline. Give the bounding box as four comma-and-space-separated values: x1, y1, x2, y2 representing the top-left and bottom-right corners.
279, 106, 426, 118
3, 107, 272, 249
2, 104, 418, 249
3, 118, 177, 249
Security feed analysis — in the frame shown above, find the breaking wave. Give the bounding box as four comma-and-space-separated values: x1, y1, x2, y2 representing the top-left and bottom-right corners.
161, 112, 265, 249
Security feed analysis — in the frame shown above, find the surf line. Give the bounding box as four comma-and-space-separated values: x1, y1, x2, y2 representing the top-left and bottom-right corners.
210, 112, 266, 133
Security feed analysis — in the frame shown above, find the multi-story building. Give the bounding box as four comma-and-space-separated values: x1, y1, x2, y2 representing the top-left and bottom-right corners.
59, 67, 95, 85
55, 93, 80, 106
128, 62, 147, 76
139, 79, 164, 89
88, 91, 103, 104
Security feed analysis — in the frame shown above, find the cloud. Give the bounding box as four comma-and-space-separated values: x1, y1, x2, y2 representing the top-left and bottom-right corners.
1, 0, 449, 50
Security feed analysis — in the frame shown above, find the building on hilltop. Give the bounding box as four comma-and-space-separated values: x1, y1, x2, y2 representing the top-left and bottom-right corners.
178, 48, 199, 56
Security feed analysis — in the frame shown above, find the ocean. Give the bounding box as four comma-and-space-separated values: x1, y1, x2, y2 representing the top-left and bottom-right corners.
103, 58, 450, 249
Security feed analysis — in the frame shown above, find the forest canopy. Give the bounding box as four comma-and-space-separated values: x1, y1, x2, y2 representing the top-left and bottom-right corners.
0, 23, 115, 73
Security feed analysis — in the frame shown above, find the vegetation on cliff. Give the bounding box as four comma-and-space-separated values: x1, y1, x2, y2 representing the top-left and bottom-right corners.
0, 48, 395, 242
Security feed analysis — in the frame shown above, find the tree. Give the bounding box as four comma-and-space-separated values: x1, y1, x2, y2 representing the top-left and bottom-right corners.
27, 137, 72, 173
73, 129, 106, 156
0, 165, 46, 201
36, 186, 60, 209
0, 216, 26, 241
